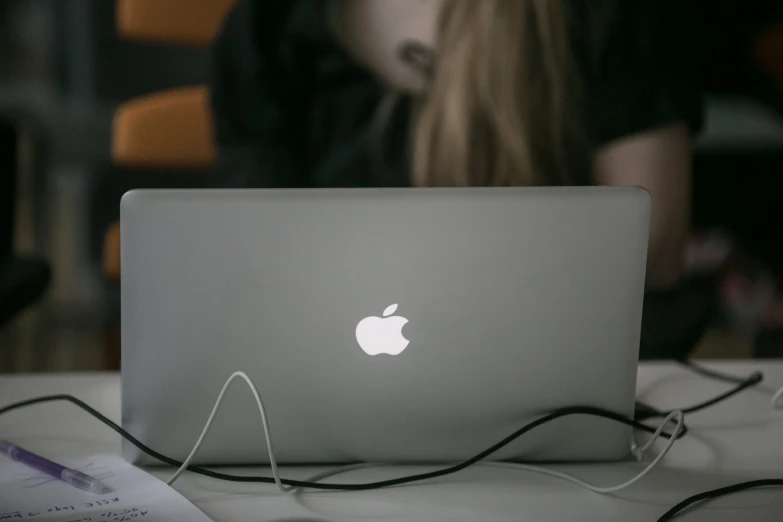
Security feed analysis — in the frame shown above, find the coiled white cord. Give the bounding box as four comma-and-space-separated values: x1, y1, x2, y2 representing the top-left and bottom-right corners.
487, 410, 683, 494
166, 371, 684, 495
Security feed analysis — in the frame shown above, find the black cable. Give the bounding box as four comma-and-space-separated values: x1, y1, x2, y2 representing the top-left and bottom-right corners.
676, 360, 755, 385
647, 360, 781, 521
1, 393, 780, 521
0, 394, 683, 491
657, 479, 783, 522
671, 371, 762, 416
635, 361, 764, 421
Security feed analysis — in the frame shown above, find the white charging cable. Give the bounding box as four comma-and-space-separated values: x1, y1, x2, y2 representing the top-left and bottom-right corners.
166, 371, 684, 495
166, 371, 290, 492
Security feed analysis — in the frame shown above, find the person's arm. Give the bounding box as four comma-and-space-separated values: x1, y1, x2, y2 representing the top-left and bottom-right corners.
595, 123, 692, 289
583, 1, 703, 289
210, 0, 309, 188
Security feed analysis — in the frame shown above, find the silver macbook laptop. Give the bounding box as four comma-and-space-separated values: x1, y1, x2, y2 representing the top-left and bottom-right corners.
121, 187, 649, 466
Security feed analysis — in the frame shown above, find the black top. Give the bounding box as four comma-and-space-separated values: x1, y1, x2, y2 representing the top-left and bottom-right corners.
210, 0, 704, 189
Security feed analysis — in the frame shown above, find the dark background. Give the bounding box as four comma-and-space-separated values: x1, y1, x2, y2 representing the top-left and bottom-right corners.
2, 0, 783, 369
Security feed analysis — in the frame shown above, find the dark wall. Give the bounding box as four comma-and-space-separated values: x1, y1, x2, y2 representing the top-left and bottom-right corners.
55, 0, 212, 102
0, 122, 16, 259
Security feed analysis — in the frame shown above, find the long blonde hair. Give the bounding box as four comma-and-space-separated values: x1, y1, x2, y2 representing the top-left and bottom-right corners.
412, 0, 589, 187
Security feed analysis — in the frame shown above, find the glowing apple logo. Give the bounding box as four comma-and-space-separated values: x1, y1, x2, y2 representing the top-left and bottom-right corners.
355, 304, 410, 355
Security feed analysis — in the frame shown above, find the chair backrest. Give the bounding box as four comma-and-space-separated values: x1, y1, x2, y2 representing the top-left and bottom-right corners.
116, 0, 235, 46
112, 86, 215, 169
106, 0, 235, 281
111, 0, 235, 170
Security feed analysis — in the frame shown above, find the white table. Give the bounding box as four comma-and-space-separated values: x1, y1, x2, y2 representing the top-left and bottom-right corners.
1, 361, 782, 521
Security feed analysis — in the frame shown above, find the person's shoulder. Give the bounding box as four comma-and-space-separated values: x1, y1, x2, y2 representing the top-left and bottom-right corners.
569, 0, 698, 69
568, 0, 705, 145
210, 0, 328, 141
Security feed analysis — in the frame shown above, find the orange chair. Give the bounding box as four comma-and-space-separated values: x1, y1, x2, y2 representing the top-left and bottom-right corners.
103, 0, 235, 369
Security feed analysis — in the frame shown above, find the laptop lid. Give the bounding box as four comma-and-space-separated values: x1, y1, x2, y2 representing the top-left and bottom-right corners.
121, 187, 649, 465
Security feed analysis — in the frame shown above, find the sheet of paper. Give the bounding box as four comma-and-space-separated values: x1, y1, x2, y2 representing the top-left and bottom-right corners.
0, 453, 214, 522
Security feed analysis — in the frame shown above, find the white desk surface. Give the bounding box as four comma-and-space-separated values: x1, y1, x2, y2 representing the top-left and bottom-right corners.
1, 361, 782, 522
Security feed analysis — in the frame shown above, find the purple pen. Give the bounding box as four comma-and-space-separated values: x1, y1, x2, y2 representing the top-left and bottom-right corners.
0, 439, 109, 494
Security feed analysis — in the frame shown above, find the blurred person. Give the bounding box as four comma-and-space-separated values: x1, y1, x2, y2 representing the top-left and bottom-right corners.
210, 0, 703, 290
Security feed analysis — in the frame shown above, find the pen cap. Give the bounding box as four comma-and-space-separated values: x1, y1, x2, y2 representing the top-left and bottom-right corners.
62, 468, 108, 494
